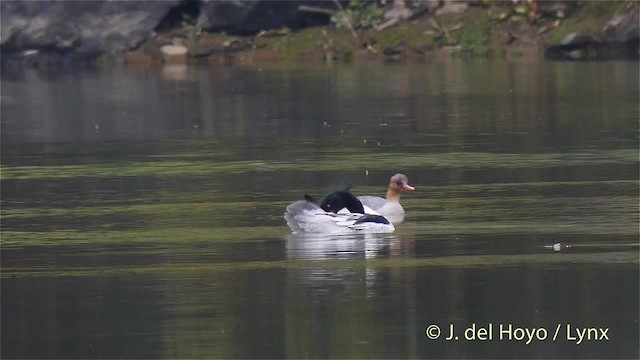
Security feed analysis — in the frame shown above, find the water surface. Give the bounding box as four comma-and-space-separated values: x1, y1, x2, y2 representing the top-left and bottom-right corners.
1, 60, 638, 358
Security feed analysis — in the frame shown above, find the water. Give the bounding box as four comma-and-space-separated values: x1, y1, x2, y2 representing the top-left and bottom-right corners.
1, 60, 638, 359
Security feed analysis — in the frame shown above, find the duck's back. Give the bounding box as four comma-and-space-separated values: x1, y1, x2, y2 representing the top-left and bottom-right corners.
358, 196, 405, 223
357, 196, 387, 211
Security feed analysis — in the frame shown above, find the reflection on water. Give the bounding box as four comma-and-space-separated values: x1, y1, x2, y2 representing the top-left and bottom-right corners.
2, 61, 638, 144
286, 233, 395, 260
1, 61, 638, 358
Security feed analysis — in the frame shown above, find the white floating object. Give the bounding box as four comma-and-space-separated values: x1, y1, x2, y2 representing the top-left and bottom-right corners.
545, 243, 572, 252
160, 45, 188, 56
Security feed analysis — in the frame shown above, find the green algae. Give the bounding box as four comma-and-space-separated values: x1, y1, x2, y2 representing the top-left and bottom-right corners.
2, 149, 636, 181
1, 225, 288, 248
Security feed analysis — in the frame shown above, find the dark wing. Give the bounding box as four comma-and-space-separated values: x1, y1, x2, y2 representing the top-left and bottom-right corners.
304, 194, 320, 205
353, 214, 390, 225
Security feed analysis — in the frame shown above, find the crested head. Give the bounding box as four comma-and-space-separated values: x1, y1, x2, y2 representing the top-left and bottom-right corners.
386, 173, 415, 200
389, 174, 415, 191
320, 190, 365, 214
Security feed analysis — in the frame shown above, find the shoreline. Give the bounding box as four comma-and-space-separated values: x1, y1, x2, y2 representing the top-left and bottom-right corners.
1, 1, 637, 71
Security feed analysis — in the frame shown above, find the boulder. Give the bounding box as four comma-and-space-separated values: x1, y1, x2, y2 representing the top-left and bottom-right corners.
421, 0, 442, 14
545, 32, 596, 60
196, 0, 338, 35
602, 11, 639, 44
1, 0, 180, 55
560, 32, 597, 47
160, 44, 188, 63
436, 0, 468, 16
545, 9, 639, 60
196, 0, 257, 33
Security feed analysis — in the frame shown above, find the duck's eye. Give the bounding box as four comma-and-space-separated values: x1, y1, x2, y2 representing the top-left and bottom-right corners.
396, 181, 403, 187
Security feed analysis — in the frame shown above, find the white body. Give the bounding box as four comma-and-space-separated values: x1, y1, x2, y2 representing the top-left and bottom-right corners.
358, 196, 406, 224
284, 200, 395, 234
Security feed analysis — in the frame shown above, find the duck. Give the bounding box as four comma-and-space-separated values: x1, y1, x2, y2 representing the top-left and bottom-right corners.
284, 191, 395, 234
358, 174, 415, 223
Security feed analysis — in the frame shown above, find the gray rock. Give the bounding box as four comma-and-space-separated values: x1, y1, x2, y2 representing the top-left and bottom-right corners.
435, 0, 468, 16
560, 32, 597, 47
545, 32, 596, 60
196, 0, 257, 33
602, 11, 639, 44
196, 0, 337, 35
1, 0, 180, 55
160, 44, 188, 56
545, 9, 638, 60
421, 0, 442, 14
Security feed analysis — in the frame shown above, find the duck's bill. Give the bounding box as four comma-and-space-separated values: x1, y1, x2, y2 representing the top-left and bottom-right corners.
402, 184, 416, 191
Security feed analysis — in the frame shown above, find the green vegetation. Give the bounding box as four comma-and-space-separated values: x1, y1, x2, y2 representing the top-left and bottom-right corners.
269, 27, 353, 61
93, 0, 638, 67
148, 0, 638, 64
1, 225, 287, 248
2, 149, 636, 181
458, 22, 491, 56
331, 1, 383, 31
270, 28, 322, 58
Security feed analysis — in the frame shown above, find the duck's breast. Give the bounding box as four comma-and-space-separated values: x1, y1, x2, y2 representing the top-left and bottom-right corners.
378, 201, 405, 216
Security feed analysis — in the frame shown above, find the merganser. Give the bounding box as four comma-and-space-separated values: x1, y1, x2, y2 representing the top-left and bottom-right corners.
284, 191, 395, 234
358, 174, 415, 223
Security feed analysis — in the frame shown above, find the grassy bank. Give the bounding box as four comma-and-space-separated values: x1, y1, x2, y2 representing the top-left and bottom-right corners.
121, 0, 637, 67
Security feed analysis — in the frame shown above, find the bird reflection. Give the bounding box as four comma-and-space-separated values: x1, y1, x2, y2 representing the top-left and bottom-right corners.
286, 233, 395, 260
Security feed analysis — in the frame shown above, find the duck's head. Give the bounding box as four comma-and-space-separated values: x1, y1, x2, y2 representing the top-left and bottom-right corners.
386, 174, 415, 200
320, 191, 365, 214
390, 174, 415, 191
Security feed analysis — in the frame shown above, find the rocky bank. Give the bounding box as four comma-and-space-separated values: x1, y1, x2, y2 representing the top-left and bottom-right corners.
1, 0, 638, 69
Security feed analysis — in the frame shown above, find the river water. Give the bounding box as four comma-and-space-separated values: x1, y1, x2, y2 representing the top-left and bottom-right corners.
1, 60, 638, 358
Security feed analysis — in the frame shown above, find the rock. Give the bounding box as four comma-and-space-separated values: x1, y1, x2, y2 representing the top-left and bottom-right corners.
602, 11, 639, 44
560, 32, 597, 47
196, 0, 256, 33
545, 32, 597, 60
196, 0, 336, 35
160, 44, 188, 64
537, 2, 574, 19
1, 0, 180, 55
422, 0, 441, 14
385, 0, 413, 21
435, 0, 468, 16
376, 0, 414, 31
545, 8, 639, 61
160, 44, 188, 56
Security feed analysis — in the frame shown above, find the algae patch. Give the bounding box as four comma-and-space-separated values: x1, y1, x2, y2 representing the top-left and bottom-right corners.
2, 149, 637, 180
